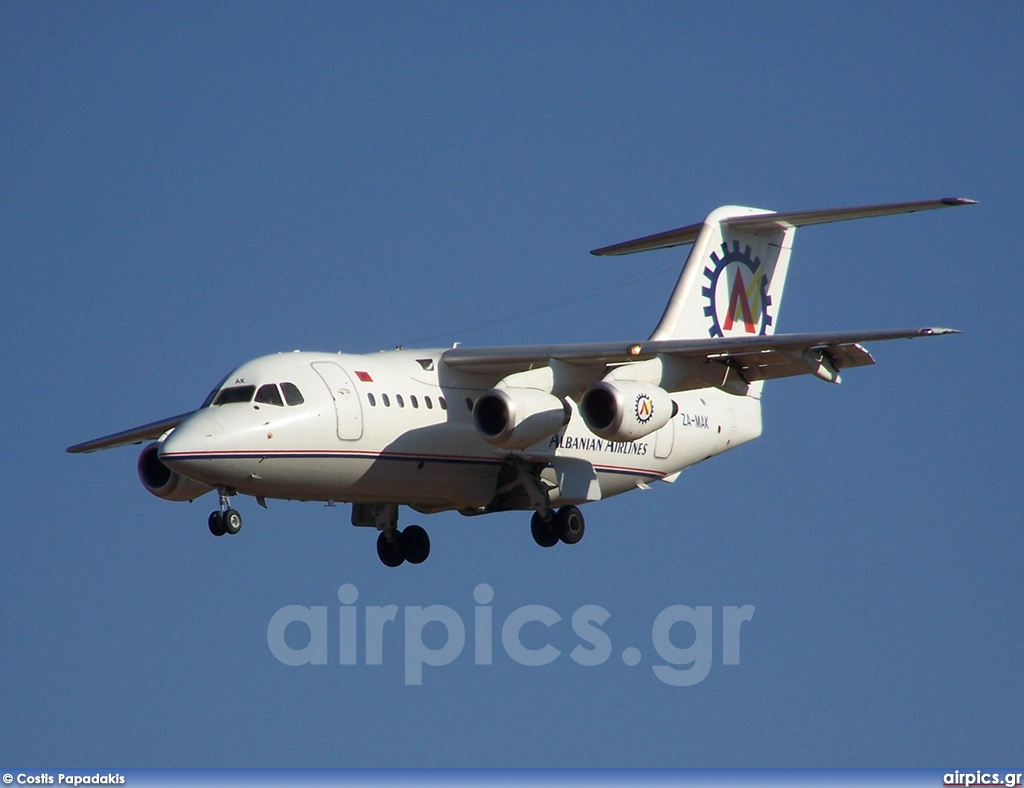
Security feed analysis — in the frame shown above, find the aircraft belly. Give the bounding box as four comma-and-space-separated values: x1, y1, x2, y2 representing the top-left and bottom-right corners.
220, 454, 372, 499
343, 455, 500, 508
205, 452, 499, 508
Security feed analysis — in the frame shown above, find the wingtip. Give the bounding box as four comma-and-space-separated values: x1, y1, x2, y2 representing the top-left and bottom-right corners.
941, 197, 978, 206
920, 327, 961, 336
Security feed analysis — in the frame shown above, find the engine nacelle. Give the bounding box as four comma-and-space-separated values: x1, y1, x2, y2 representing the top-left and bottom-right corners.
137, 442, 213, 502
473, 388, 570, 450
579, 381, 675, 442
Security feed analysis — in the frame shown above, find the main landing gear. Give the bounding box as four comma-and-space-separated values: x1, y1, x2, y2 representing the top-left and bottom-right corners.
373, 505, 585, 566
208, 488, 242, 537
376, 525, 431, 567
531, 505, 585, 548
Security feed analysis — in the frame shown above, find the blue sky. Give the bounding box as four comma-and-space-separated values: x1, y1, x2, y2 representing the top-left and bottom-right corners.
2, 2, 1021, 768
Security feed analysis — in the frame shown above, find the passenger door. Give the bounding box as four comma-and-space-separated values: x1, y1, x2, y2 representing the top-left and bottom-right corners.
312, 362, 364, 440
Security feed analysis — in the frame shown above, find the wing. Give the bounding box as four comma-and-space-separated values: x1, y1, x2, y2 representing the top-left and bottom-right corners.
440, 327, 958, 386
66, 412, 193, 454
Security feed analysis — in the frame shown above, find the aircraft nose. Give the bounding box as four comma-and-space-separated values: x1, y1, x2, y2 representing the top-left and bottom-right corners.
158, 414, 224, 461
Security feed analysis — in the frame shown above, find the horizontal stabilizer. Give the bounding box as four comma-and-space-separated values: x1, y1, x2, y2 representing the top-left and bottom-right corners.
591, 197, 976, 256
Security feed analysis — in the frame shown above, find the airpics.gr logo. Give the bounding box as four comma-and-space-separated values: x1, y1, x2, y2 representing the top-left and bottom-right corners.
267, 584, 757, 687
702, 240, 773, 338
635, 393, 654, 424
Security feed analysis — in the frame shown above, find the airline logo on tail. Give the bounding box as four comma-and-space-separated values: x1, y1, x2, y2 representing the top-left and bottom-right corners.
702, 240, 773, 338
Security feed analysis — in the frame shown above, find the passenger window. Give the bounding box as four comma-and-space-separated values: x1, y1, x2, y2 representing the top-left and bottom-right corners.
411, 395, 419, 409
383, 394, 391, 407
213, 385, 256, 405
255, 384, 285, 406
367, 393, 376, 407
465, 397, 473, 411
439, 397, 447, 410
281, 382, 305, 406
397, 394, 405, 408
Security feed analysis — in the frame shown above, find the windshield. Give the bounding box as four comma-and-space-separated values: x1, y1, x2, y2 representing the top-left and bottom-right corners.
212, 385, 256, 405
202, 377, 305, 408
200, 373, 231, 408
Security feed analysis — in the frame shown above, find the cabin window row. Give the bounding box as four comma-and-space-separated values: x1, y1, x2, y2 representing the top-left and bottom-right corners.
366, 392, 448, 411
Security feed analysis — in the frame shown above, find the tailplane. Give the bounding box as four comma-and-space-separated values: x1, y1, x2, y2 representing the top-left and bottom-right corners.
591, 197, 976, 342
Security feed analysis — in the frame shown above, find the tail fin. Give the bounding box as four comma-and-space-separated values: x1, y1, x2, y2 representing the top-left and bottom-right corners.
591, 197, 976, 342
651, 205, 794, 341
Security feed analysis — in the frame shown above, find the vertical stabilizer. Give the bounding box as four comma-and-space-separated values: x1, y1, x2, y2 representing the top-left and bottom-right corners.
649, 206, 796, 341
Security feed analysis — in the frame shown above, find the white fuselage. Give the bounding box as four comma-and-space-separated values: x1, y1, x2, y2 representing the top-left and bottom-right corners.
158, 349, 762, 514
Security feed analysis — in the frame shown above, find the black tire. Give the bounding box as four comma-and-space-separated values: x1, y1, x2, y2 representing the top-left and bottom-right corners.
223, 508, 242, 535
403, 525, 431, 564
377, 530, 405, 567
557, 505, 585, 545
208, 511, 226, 537
531, 511, 560, 548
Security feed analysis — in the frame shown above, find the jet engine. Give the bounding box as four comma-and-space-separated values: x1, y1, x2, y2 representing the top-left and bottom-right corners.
473, 388, 571, 450
579, 381, 675, 442
137, 442, 213, 502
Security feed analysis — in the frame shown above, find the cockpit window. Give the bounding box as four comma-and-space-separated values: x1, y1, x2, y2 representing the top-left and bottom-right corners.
213, 385, 256, 405
200, 373, 231, 408
281, 382, 304, 406
255, 383, 284, 406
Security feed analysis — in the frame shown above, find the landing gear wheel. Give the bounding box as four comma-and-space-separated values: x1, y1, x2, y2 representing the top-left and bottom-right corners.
403, 525, 431, 564
377, 530, 405, 567
208, 511, 226, 537
531, 511, 560, 548
557, 505, 585, 545
223, 508, 242, 535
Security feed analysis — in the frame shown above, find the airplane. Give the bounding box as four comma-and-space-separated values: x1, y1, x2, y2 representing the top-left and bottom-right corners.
67, 197, 973, 566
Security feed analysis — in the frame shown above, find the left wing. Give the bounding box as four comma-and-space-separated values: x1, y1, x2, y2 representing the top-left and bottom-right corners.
66, 412, 193, 454
440, 327, 958, 384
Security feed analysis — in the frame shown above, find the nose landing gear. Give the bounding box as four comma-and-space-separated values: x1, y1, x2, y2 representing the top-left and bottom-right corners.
208, 488, 242, 537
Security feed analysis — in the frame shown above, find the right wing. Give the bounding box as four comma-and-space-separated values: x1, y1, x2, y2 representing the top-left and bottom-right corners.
66, 412, 193, 454
441, 327, 959, 386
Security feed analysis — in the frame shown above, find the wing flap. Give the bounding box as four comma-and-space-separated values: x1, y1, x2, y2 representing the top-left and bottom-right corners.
66, 412, 193, 454
827, 342, 876, 370
721, 343, 875, 383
